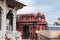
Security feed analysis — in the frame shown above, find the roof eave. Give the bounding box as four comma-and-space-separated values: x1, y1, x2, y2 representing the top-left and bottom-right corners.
6, 0, 26, 10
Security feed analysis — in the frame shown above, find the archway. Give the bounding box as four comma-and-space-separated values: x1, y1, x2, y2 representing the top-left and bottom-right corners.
23, 25, 29, 39
6, 10, 14, 31
0, 7, 2, 30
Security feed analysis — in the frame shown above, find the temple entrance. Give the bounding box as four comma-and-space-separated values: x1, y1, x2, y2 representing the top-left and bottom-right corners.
23, 25, 29, 39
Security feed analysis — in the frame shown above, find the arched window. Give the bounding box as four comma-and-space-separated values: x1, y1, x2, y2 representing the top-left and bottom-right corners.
0, 7, 2, 30
6, 10, 14, 31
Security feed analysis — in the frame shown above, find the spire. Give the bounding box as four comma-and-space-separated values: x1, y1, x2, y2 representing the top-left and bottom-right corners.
37, 12, 41, 16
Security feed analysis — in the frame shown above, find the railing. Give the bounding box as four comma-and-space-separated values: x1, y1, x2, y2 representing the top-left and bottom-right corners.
0, 31, 22, 40
6, 30, 14, 35
6, 31, 22, 40
6, 30, 22, 35
17, 19, 42, 22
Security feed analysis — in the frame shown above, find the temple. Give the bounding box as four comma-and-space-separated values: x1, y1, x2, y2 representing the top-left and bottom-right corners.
0, 0, 25, 40
16, 12, 48, 39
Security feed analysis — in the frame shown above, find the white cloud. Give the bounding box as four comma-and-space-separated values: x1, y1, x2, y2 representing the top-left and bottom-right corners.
17, 0, 60, 24
17, 5, 52, 14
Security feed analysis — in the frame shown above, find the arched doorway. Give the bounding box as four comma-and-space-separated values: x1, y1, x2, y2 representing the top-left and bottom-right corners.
0, 7, 2, 30
6, 10, 14, 31
23, 25, 29, 39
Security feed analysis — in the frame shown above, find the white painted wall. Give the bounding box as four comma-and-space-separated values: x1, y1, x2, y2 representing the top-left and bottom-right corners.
0, 1, 22, 40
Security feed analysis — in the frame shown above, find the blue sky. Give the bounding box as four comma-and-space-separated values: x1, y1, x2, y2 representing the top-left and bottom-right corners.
17, 0, 60, 24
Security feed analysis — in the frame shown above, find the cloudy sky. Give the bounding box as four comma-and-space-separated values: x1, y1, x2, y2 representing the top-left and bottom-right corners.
17, 0, 60, 24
